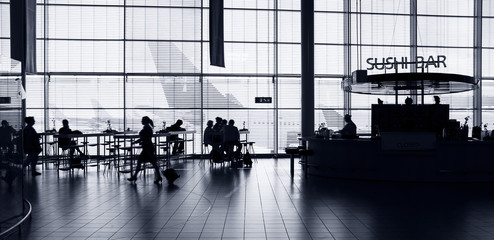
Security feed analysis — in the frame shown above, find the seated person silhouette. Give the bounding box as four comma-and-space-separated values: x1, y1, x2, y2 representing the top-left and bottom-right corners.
166, 119, 186, 154
221, 119, 242, 159
58, 119, 85, 168
0, 120, 16, 155
336, 114, 357, 139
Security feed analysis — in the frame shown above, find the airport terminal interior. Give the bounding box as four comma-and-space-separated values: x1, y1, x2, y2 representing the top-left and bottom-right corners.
3, 0, 494, 239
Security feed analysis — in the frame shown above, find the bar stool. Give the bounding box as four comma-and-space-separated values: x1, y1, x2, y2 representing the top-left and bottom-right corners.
242, 141, 256, 159
285, 147, 299, 177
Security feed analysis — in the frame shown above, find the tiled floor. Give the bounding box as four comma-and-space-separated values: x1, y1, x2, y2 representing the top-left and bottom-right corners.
8, 158, 494, 239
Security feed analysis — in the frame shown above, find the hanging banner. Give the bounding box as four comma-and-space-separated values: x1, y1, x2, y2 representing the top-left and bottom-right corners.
10, 0, 37, 73
209, 0, 225, 67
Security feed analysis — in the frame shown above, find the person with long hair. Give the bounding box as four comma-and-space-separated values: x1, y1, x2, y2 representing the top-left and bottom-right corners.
127, 116, 162, 184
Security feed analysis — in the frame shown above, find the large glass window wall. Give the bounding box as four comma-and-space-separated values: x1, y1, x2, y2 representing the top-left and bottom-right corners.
0, 0, 491, 154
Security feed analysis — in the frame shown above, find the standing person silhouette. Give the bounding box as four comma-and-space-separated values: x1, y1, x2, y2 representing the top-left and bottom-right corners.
0, 120, 16, 154
204, 120, 214, 148
128, 116, 162, 184
23, 117, 42, 176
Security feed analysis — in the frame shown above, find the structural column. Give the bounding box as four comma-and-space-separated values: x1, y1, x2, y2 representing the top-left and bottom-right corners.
301, 0, 314, 138
473, 0, 482, 126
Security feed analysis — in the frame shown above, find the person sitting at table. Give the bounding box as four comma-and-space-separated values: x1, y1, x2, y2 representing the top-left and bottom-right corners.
166, 119, 186, 154
0, 120, 16, 155
128, 116, 162, 184
221, 119, 242, 159
336, 114, 357, 139
23, 117, 42, 176
58, 119, 85, 168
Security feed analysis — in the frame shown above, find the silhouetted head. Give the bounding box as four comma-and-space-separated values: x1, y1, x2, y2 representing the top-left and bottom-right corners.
405, 97, 413, 105
434, 95, 440, 104
142, 116, 154, 128
207, 120, 213, 128
222, 119, 227, 125
344, 114, 352, 122
228, 119, 235, 126
25, 117, 35, 125
378, 98, 383, 105
215, 117, 222, 123
1, 120, 7, 127
62, 119, 69, 127
175, 119, 183, 126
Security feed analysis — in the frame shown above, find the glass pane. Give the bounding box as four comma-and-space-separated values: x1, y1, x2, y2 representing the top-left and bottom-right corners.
418, 0, 474, 16
417, 16, 474, 47
484, 0, 494, 16
127, 0, 200, 7
224, 9, 274, 42
315, 45, 345, 74
127, 76, 200, 109
315, 78, 344, 109
126, 7, 200, 41
48, 109, 124, 133
277, 44, 301, 75
482, 81, 494, 109
47, 5, 123, 40
351, 0, 410, 14
49, 76, 123, 109
417, 47, 473, 76
43, 0, 124, 5
203, 77, 274, 109
224, 0, 274, 9
483, 49, 494, 77
278, 110, 301, 148
278, 0, 300, 10
278, 11, 301, 43
126, 41, 200, 74
278, 77, 300, 109
203, 43, 275, 75
315, 13, 344, 44
483, 18, 494, 47
47, 40, 123, 72
315, 0, 344, 12
351, 14, 410, 45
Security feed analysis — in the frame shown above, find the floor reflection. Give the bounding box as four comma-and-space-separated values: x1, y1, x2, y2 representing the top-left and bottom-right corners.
5, 159, 494, 239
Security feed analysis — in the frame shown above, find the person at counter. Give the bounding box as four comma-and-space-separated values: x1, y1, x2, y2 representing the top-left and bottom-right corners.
336, 114, 357, 139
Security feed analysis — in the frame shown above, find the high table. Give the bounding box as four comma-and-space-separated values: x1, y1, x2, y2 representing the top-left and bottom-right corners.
54, 132, 114, 171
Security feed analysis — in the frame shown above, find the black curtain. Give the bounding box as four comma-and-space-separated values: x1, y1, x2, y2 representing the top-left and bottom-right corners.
11, 0, 36, 73
209, 0, 225, 67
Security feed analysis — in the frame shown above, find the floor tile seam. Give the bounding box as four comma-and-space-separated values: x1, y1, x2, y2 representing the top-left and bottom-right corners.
261, 158, 333, 240
150, 167, 213, 233
253, 160, 278, 238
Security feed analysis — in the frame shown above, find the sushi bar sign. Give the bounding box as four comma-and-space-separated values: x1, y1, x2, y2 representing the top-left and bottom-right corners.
366, 55, 447, 71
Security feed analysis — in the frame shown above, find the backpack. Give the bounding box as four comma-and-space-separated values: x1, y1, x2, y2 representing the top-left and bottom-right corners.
162, 168, 180, 185
243, 151, 252, 167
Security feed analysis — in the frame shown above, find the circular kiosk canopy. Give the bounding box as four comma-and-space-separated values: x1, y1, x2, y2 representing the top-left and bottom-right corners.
343, 71, 477, 95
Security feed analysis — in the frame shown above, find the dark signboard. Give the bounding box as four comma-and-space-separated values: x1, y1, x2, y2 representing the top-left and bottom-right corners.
255, 97, 272, 103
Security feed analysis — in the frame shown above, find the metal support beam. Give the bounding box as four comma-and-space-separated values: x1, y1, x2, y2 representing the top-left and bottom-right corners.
301, 0, 314, 139
473, 0, 482, 127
